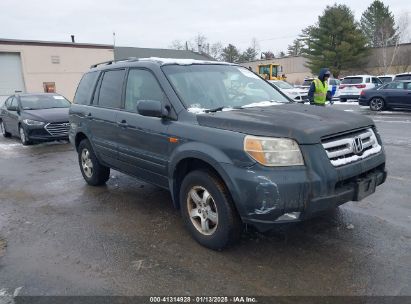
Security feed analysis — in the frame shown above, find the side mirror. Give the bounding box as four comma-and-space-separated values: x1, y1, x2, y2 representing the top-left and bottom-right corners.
137, 100, 169, 118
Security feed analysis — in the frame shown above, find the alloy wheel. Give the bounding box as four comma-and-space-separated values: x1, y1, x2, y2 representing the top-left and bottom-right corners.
370, 98, 384, 111
0, 122, 5, 135
186, 186, 218, 236
81, 148, 94, 178
19, 127, 26, 143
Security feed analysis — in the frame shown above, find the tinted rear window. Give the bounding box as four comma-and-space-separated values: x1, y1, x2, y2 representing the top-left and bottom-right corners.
74, 72, 99, 105
379, 77, 393, 83
97, 69, 125, 109
394, 74, 411, 81
342, 77, 363, 84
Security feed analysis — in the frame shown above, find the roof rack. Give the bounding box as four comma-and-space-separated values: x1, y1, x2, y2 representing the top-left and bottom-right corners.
90, 57, 139, 69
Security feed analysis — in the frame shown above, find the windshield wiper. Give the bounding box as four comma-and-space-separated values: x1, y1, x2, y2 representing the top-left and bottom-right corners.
204, 106, 244, 113
204, 106, 225, 113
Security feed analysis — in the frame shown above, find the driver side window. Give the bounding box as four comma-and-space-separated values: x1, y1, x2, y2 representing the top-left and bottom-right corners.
125, 69, 166, 112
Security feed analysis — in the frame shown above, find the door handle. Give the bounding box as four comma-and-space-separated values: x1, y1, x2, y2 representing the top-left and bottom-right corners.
117, 120, 128, 128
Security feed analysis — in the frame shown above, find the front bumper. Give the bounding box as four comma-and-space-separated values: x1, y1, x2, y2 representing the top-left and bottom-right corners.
25, 125, 68, 141
222, 144, 386, 231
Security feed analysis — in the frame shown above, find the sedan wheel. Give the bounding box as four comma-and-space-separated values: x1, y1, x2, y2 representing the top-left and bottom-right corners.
370, 97, 385, 111
19, 126, 30, 145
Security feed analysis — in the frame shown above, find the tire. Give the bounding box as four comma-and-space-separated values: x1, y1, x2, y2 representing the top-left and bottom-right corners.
339, 98, 347, 102
78, 139, 110, 186
180, 170, 242, 250
369, 97, 385, 111
19, 126, 31, 145
0, 120, 11, 138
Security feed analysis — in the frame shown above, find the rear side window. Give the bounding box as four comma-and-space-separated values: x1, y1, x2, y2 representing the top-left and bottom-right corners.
386, 82, 404, 90
405, 82, 411, 90
395, 74, 411, 81
74, 72, 99, 105
125, 69, 166, 112
97, 69, 125, 109
341, 77, 362, 84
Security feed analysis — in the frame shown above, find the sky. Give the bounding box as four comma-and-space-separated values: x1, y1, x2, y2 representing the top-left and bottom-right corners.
0, 0, 409, 55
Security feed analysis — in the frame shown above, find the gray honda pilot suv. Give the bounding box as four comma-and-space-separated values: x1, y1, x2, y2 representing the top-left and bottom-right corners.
69, 58, 387, 250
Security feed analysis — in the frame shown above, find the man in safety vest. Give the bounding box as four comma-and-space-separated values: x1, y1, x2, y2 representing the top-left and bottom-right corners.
308, 68, 332, 106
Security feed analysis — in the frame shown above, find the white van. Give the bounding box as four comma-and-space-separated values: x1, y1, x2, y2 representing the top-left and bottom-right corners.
339, 75, 382, 102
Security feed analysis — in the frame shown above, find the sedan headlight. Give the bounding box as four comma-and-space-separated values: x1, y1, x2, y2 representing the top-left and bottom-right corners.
23, 119, 45, 126
244, 136, 304, 166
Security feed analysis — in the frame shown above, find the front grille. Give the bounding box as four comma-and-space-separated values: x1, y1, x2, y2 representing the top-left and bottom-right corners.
322, 128, 381, 167
44, 122, 70, 137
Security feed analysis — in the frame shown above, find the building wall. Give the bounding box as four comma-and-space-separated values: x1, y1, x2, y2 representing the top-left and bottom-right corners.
242, 43, 411, 84
0, 43, 114, 100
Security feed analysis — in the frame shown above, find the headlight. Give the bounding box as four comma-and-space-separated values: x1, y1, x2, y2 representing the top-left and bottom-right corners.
23, 119, 45, 126
244, 136, 304, 166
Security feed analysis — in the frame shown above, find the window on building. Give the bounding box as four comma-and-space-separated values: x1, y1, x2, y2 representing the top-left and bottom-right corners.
51, 56, 60, 64
43, 82, 56, 93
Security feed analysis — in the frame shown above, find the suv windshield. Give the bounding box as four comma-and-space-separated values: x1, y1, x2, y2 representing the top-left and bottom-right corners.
342, 77, 363, 84
162, 65, 289, 112
271, 81, 294, 89
20, 95, 71, 110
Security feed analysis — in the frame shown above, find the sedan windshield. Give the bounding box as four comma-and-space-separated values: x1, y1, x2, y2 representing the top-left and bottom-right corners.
20, 95, 71, 110
162, 65, 289, 112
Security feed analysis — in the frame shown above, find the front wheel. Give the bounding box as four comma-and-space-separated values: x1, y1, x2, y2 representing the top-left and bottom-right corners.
370, 97, 385, 111
19, 126, 31, 145
1, 121, 11, 138
78, 139, 110, 186
180, 170, 242, 250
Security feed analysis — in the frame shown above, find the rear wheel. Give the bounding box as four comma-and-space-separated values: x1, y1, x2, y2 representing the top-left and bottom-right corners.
370, 97, 385, 111
78, 139, 110, 186
180, 170, 242, 250
339, 98, 347, 102
0, 121, 11, 138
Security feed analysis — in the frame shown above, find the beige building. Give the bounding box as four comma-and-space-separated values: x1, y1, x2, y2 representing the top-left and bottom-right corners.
242, 43, 411, 84
0, 38, 114, 102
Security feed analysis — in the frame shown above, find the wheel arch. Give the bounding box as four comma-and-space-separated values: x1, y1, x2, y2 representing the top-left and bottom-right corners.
169, 154, 239, 211
74, 132, 88, 152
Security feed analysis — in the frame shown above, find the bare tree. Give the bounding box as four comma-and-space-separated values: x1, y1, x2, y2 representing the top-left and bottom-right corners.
210, 42, 223, 60
169, 40, 185, 50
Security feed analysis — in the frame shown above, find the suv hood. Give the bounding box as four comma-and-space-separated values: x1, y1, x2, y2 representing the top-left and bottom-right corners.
22, 108, 69, 122
196, 104, 374, 144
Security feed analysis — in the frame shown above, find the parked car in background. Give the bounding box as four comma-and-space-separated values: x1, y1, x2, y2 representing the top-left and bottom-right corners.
394, 72, 411, 81
339, 75, 382, 102
359, 80, 411, 111
0, 93, 71, 145
377, 74, 395, 83
299, 77, 341, 100
269, 80, 308, 102
69, 58, 386, 250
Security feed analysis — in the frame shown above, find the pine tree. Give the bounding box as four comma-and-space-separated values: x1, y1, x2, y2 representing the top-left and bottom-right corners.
361, 0, 398, 47
301, 4, 369, 78
287, 39, 303, 56
221, 44, 241, 63
239, 47, 258, 62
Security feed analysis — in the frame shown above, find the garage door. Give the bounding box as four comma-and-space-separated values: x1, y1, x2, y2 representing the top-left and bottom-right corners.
0, 52, 26, 103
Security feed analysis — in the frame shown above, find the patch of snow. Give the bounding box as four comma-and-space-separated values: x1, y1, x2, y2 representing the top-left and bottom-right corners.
242, 101, 282, 108
187, 107, 236, 114
139, 57, 231, 66
330, 145, 382, 167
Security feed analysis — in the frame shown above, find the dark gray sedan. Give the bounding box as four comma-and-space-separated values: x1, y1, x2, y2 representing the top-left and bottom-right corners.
358, 80, 411, 111
0, 93, 71, 145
